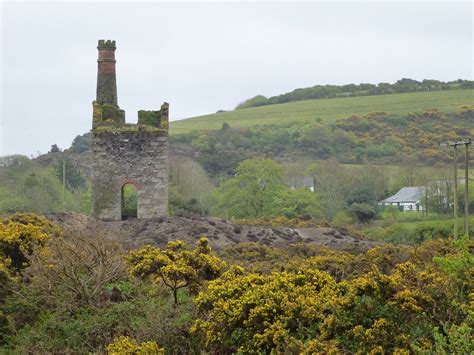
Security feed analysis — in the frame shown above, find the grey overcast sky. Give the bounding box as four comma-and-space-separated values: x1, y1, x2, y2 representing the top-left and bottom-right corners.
1, 1, 473, 156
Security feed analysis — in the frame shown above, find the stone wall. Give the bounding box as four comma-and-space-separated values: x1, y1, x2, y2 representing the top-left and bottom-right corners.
91, 129, 169, 220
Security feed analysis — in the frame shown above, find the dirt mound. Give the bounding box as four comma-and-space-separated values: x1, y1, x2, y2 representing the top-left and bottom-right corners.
46, 213, 380, 252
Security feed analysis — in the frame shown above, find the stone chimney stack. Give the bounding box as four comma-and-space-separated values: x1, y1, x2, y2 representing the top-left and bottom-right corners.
96, 40, 118, 105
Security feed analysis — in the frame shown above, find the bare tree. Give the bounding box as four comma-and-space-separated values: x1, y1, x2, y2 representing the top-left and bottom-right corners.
170, 158, 215, 215
27, 232, 126, 309
353, 164, 389, 201
313, 159, 352, 220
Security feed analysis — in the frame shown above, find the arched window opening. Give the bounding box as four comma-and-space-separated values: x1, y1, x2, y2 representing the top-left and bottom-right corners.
121, 183, 138, 220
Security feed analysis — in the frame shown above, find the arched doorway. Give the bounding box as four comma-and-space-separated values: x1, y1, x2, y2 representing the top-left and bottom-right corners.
121, 183, 138, 220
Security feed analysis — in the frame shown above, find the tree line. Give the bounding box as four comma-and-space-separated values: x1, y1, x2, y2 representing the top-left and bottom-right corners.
236, 78, 474, 109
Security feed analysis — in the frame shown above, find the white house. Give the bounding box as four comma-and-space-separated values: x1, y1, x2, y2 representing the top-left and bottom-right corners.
379, 186, 426, 212
288, 177, 315, 192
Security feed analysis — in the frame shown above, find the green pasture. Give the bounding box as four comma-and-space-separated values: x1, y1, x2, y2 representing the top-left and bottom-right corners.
170, 89, 473, 134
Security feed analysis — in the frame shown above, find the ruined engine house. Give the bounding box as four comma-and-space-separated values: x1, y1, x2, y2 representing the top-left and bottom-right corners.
91, 40, 169, 220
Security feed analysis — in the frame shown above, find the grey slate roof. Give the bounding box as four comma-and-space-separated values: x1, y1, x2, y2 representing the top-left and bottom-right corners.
380, 186, 426, 203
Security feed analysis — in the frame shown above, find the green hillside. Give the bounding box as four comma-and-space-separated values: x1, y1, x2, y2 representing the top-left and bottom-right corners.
170, 89, 474, 134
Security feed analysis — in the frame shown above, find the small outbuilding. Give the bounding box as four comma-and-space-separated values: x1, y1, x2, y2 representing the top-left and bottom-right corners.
379, 186, 426, 212
288, 177, 315, 192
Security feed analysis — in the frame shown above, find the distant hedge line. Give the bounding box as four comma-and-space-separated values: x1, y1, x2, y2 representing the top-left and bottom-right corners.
236, 78, 474, 109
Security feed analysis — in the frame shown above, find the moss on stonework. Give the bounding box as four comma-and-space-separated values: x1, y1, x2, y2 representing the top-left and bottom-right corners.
93, 102, 102, 124
159, 121, 169, 131
101, 104, 119, 120
138, 110, 161, 127
92, 101, 126, 127
93, 124, 167, 134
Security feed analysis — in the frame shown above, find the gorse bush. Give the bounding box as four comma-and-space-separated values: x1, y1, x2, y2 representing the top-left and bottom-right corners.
126, 238, 226, 305
0, 213, 60, 273
0, 213, 472, 353
0, 214, 62, 343
1, 216, 202, 353
192, 239, 473, 354
193, 266, 341, 353
107, 336, 164, 354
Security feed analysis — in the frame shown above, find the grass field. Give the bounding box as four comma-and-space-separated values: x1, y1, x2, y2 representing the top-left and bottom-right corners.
170, 89, 474, 134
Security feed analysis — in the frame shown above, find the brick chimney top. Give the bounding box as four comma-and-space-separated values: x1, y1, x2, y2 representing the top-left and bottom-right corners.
97, 39, 116, 50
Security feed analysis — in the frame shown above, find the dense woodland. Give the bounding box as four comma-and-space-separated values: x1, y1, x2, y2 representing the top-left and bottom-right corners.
236, 78, 474, 109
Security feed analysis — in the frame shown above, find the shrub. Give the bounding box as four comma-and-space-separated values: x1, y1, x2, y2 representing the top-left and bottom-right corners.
193, 266, 340, 353
26, 234, 126, 309
107, 336, 164, 354
349, 202, 377, 223
3, 280, 201, 353
126, 238, 226, 305
0, 213, 60, 272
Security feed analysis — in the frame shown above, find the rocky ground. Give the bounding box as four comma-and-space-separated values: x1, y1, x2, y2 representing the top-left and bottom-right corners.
46, 213, 380, 253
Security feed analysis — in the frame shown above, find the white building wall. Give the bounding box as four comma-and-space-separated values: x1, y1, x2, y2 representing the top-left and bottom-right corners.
380, 202, 425, 212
